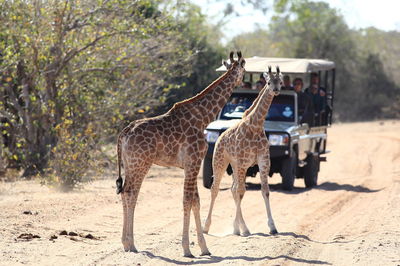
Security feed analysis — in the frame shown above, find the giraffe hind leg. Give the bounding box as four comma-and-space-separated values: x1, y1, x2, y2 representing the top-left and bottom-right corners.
203, 149, 229, 234
121, 162, 150, 252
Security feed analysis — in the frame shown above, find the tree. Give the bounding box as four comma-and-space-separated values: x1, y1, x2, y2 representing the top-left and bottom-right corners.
0, 0, 194, 179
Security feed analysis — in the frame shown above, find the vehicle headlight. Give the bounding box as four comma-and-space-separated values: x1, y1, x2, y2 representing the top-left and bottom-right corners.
268, 134, 289, 146
204, 130, 220, 143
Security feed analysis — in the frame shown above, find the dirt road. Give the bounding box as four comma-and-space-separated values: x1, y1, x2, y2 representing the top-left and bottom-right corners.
1, 120, 399, 265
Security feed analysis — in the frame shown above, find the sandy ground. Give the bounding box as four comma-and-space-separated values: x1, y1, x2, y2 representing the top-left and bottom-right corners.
0, 120, 399, 266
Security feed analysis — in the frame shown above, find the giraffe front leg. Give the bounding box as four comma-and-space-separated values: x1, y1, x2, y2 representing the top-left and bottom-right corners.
183, 160, 210, 257
231, 167, 250, 236
182, 188, 194, 258
258, 156, 278, 234
192, 189, 211, 256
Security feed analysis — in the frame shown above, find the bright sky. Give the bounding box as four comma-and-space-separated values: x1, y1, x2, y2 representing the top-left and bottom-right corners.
195, 0, 400, 41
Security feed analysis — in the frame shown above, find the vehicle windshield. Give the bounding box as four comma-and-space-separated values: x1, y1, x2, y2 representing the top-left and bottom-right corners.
220, 93, 295, 122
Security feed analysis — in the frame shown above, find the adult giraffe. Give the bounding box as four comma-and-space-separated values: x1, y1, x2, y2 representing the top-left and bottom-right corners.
115, 51, 246, 257
203, 66, 282, 236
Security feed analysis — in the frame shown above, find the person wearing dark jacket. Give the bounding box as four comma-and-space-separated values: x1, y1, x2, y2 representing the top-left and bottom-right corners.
293, 77, 314, 126
305, 72, 326, 113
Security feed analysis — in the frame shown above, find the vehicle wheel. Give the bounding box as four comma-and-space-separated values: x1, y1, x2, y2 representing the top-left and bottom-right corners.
280, 151, 297, 191
304, 154, 319, 188
202, 157, 213, 189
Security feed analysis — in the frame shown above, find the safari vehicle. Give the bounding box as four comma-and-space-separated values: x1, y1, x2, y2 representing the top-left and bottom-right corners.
202, 57, 335, 190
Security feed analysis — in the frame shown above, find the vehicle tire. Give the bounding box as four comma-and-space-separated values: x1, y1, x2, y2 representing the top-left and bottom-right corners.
280, 151, 297, 191
304, 154, 319, 188
202, 157, 213, 189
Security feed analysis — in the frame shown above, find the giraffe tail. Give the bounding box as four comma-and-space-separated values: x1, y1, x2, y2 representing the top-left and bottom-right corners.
116, 131, 124, 194
116, 125, 131, 194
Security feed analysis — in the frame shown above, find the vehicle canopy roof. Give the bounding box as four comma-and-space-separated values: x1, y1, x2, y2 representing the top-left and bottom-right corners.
216, 56, 335, 74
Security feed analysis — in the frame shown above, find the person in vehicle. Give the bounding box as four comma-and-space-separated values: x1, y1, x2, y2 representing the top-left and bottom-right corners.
257, 73, 266, 86
305, 72, 327, 125
293, 78, 314, 126
305, 72, 326, 113
254, 80, 264, 90
282, 75, 294, 90
241, 81, 252, 90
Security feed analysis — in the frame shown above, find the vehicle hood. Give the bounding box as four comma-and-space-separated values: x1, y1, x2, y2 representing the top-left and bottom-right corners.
206, 119, 296, 133
264, 121, 296, 133
206, 119, 240, 131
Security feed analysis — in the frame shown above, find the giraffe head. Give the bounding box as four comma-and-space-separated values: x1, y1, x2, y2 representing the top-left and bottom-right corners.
222, 51, 246, 86
263, 66, 283, 96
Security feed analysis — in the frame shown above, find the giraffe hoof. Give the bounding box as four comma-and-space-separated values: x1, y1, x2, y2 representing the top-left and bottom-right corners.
241, 231, 251, 237
200, 251, 211, 256
184, 253, 195, 258
124, 247, 138, 252
233, 230, 240, 236
270, 229, 278, 235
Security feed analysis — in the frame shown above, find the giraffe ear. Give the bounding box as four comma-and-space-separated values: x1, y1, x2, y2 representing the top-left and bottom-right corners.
222, 60, 229, 69
229, 51, 234, 62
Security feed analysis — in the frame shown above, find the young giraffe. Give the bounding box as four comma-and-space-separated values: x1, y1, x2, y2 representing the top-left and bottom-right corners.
115, 51, 246, 257
203, 66, 282, 236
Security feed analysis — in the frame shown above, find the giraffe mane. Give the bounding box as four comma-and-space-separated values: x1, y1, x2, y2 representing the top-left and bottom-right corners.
170, 64, 236, 110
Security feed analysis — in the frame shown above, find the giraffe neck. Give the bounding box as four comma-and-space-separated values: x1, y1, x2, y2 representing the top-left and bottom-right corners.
243, 85, 268, 118
170, 68, 238, 129
246, 88, 275, 129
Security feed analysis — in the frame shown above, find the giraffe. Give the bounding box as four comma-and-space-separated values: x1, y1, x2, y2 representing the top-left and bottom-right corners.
115, 51, 246, 257
203, 66, 282, 236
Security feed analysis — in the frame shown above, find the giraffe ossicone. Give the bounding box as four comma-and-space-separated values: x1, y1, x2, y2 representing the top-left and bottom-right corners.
115, 51, 246, 257
203, 66, 282, 236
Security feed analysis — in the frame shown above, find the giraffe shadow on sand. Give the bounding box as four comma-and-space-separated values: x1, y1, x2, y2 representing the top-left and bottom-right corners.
244, 181, 382, 194
250, 232, 354, 245
140, 250, 331, 265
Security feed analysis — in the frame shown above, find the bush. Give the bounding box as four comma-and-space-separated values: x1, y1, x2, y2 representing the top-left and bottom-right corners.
42, 118, 95, 191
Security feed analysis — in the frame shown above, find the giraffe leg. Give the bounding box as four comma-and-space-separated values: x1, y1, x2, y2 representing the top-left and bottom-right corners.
231, 167, 250, 236
192, 187, 211, 256
182, 178, 194, 258
203, 149, 229, 234
258, 155, 278, 234
121, 167, 148, 252
182, 161, 210, 257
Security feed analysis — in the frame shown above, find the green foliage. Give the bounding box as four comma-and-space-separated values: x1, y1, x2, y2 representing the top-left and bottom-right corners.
43, 118, 95, 191
0, 0, 223, 185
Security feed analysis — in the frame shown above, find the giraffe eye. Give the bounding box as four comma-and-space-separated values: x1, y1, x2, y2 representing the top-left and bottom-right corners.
268, 82, 271, 85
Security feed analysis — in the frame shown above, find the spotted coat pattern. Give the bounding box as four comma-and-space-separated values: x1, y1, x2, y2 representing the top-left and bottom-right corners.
116, 52, 246, 257
203, 67, 283, 236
